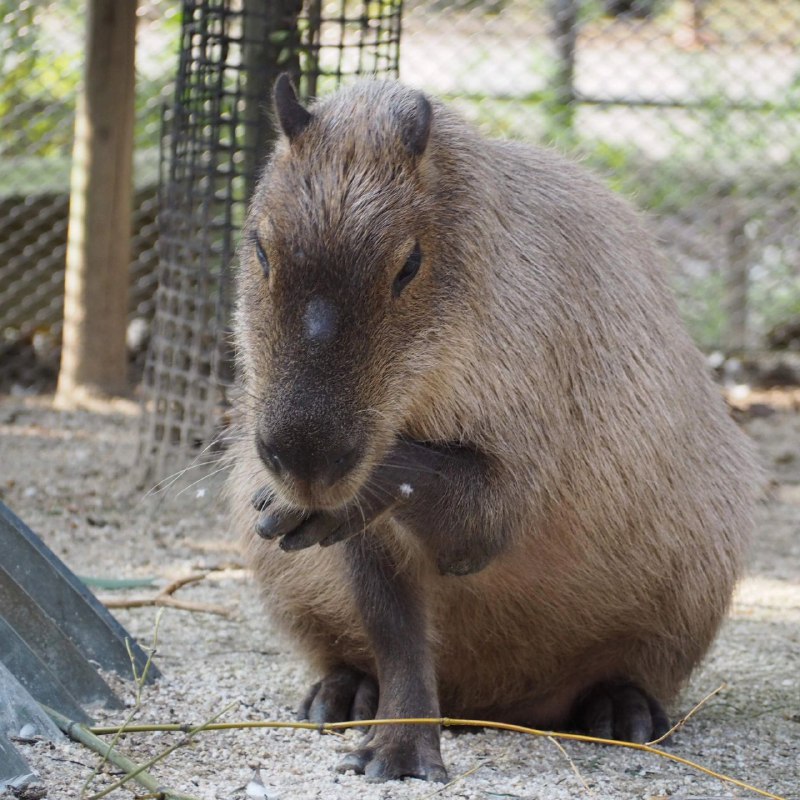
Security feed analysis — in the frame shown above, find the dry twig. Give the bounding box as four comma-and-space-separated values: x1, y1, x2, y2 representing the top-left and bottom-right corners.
86, 715, 787, 800
99, 572, 233, 617
419, 762, 486, 800
84, 702, 238, 800
647, 683, 727, 746
79, 610, 163, 797
44, 704, 199, 800
547, 735, 596, 796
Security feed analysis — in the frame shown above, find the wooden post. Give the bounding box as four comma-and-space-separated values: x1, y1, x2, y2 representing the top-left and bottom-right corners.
56, 0, 137, 404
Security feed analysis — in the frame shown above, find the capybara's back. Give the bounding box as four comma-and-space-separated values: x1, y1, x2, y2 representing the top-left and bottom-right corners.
229, 77, 759, 780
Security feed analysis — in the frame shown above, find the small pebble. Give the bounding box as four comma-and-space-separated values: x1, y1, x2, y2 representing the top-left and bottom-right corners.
245, 780, 274, 799
728, 384, 750, 402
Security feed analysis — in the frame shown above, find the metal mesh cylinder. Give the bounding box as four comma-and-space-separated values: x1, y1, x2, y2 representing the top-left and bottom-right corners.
137, 0, 403, 481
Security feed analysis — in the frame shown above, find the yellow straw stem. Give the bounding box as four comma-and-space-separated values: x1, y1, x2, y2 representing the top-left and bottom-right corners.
88, 715, 787, 800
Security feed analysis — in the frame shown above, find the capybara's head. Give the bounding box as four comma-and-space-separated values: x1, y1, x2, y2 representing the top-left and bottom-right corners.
236, 76, 467, 510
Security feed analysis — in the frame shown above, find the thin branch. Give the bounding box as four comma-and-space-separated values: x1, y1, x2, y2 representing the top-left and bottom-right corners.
86, 716, 787, 800
548, 735, 595, 796
43, 705, 199, 800
99, 572, 234, 617
647, 683, 728, 746
85, 702, 239, 800
160, 573, 210, 595
81, 609, 164, 797
101, 595, 233, 617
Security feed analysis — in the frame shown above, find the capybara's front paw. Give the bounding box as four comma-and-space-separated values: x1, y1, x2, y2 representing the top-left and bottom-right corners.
253, 502, 371, 551
251, 470, 407, 551
250, 487, 340, 550
337, 728, 447, 782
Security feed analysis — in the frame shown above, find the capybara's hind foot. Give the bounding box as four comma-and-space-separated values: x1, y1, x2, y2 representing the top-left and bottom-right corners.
297, 665, 378, 723
337, 727, 448, 782
570, 680, 671, 743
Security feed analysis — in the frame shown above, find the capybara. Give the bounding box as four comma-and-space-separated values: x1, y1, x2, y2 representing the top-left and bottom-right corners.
228, 75, 758, 781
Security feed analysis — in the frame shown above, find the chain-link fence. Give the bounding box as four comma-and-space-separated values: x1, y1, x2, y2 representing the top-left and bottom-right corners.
1, 0, 798, 428
401, 0, 800, 352
0, 0, 180, 392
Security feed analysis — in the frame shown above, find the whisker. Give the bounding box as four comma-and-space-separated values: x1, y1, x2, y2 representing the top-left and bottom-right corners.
351, 493, 367, 535
143, 458, 226, 498
397, 439, 467, 461
372, 460, 446, 480
174, 464, 231, 498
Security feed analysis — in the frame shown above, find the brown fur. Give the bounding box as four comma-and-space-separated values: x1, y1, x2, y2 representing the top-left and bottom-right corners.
228, 80, 759, 729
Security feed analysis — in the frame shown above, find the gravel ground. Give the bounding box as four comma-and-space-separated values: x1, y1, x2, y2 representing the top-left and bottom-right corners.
0, 393, 798, 800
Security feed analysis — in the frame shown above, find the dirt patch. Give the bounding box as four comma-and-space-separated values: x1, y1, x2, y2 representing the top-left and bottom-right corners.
1, 394, 797, 799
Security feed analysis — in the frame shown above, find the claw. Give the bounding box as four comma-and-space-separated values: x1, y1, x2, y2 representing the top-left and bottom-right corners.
298, 667, 378, 724
337, 749, 369, 775
255, 507, 306, 539
337, 736, 447, 782
251, 486, 274, 511
279, 513, 337, 551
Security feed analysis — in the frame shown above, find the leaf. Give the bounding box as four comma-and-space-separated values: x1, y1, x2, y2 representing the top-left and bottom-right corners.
79, 576, 157, 590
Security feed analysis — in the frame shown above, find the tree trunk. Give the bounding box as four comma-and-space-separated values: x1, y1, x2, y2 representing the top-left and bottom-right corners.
56, 0, 137, 404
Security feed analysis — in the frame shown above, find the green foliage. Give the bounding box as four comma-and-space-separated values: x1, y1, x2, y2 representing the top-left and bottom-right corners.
750, 248, 800, 337
2, 0, 799, 350
0, 1, 181, 192
675, 271, 729, 352
0, 2, 82, 159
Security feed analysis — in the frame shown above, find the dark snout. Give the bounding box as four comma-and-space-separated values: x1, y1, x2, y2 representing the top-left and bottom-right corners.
256, 426, 363, 492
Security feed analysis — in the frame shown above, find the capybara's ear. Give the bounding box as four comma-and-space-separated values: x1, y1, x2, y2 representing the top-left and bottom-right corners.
399, 91, 432, 157
274, 73, 312, 140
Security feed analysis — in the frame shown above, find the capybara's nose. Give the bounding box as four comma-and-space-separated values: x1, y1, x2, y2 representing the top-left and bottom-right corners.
256, 431, 362, 488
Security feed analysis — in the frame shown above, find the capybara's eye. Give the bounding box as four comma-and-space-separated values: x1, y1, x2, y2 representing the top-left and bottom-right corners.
393, 242, 422, 297
255, 236, 270, 279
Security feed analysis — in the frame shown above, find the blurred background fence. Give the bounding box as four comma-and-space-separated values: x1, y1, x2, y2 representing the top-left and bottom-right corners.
1, 0, 799, 397
0, 0, 179, 391
399, 0, 800, 356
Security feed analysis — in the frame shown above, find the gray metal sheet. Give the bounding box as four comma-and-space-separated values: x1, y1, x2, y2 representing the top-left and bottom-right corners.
0, 565, 121, 710
0, 615, 92, 723
0, 733, 36, 792
0, 500, 158, 680
0, 660, 63, 742
0, 662, 61, 792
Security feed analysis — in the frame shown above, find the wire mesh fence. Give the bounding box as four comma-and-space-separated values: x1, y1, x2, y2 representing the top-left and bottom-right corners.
0, 0, 798, 469
0, 0, 179, 392
137, 0, 404, 479
400, 0, 800, 352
